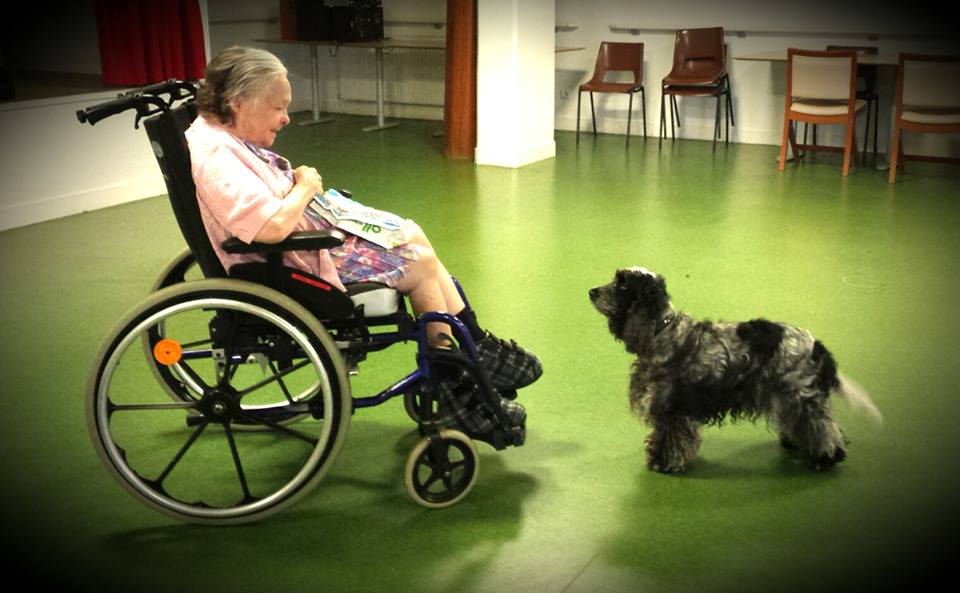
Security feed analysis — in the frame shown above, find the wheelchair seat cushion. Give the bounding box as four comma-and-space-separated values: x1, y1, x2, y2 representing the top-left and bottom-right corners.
346, 282, 402, 317
229, 261, 401, 319
229, 261, 355, 319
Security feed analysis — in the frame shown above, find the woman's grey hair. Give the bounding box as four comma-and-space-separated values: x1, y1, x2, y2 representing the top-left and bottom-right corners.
196, 46, 288, 124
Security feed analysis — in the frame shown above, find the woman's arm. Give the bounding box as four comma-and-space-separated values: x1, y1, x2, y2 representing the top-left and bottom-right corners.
253, 165, 324, 243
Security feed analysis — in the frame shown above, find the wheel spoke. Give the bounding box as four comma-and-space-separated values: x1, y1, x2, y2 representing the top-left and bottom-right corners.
422, 468, 443, 490
111, 401, 200, 412
155, 422, 209, 485
235, 410, 319, 445
180, 338, 212, 349
223, 423, 252, 501
216, 357, 240, 388
235, 359, 311, 399
268, 361, 296, 405
176, 359, 212, 394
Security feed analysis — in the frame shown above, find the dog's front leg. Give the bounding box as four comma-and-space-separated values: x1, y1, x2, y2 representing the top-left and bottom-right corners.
644, 417, 702, 473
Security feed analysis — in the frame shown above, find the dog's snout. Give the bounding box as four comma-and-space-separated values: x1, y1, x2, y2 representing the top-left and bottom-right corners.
589, 287, 599, 300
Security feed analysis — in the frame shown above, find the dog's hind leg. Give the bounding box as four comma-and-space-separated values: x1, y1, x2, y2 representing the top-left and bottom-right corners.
644, 418, 702, 473
774, 391, 847, 470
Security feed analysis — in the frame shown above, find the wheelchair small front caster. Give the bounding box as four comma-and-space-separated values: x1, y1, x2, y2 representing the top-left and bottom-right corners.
404, 429, 478, 508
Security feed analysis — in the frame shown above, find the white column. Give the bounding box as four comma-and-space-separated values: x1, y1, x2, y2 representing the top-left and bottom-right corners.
475, 0, 556, 168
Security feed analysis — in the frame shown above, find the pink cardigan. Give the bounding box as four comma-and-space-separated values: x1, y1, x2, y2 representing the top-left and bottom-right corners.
185, 115, 344, 291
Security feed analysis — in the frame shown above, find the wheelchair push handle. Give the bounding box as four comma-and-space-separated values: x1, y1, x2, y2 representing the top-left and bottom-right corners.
76, 95, 143, 126
120, 79, 197, 102
76, 79, 197, 127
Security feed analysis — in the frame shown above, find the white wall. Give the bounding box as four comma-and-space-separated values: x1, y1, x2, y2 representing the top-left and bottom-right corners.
0, 93, 167, 231
476, 0, 556, 167
554, 0, 959, 154
0, 1, 165, 232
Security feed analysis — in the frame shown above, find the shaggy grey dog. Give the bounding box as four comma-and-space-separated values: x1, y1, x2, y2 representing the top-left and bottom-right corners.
589, 267, 881, 473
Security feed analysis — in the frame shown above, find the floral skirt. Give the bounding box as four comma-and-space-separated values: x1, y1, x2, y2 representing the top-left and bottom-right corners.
328, 233, 420, 288
310, 211, 419, 287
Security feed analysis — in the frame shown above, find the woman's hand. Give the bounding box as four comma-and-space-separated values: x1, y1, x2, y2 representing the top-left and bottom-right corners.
293, 165, 323, 196
254, 166, 323, 243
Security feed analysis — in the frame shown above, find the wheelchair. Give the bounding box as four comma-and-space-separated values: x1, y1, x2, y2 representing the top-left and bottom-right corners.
77, 80, 527, 525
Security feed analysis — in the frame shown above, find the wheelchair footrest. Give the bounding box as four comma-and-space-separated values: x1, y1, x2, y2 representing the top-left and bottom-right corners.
476, 424, 526, 451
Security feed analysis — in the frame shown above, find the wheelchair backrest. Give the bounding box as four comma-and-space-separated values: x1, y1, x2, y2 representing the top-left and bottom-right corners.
143, 102, 228, 279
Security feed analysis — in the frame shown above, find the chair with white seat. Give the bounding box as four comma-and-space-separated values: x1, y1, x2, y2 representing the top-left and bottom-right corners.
778, 48, 866, 177
888, 53, 960, 183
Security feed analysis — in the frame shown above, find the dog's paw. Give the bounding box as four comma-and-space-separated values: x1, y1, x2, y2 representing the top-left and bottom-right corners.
813, 447, 846, 471
648, 463, 684, 474
779, 435, 798, 450
645, 455, 686, 474
832, 446, 847, 463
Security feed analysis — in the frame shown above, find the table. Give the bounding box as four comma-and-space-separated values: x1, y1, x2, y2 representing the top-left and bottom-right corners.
736, 51, 898, 66
258, 39, 584, 133
348, 39, 446, 132
256, 38, 445, 132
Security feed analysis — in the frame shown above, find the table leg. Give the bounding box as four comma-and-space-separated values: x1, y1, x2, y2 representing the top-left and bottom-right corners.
868, 63, 898, 171
299, 44, 335, 127
362, 47, 400, 132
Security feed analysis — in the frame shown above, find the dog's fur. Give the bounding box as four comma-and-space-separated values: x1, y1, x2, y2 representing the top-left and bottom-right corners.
589, 267, 881, 473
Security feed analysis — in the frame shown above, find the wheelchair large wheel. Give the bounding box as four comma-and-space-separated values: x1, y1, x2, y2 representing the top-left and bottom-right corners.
404, 429, 479, 509
143, 248, 204, 403
150, 247, 201, 291
143, 250, 315, 428
87, 279, 352, 524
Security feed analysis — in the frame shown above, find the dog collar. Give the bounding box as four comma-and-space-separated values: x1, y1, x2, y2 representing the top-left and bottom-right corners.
655, 313, 676, 335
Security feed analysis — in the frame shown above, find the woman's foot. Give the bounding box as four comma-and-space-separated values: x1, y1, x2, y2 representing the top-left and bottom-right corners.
433, 366, 526, 437
475, 331, 543, 391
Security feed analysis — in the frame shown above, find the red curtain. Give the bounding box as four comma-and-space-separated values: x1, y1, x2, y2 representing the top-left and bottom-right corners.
95, 0, 206, 86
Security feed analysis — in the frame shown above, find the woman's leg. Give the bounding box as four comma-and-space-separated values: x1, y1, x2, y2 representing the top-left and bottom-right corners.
394, 226, 541, 391
392, 244, 459, 345
404, 224, 467, 314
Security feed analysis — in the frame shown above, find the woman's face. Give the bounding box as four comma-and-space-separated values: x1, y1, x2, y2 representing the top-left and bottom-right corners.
230, 75, 292, 148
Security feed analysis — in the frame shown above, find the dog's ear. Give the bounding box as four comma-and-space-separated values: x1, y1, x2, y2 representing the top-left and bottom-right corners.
613, 271, 670, 353
629, 273, 669, 321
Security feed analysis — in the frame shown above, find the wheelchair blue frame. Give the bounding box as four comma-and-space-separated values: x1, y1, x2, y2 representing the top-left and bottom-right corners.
352, 280, 479, 410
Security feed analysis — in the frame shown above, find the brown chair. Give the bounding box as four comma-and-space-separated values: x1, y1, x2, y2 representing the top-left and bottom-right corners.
888, 53, 960, 183
803, 45, 880, 161
577, 42, 646, 146
659, 27, 734, 152
778, 48, 866, 176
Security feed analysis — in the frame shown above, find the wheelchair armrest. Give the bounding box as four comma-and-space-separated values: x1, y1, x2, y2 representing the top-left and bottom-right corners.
222, 229, 346, 254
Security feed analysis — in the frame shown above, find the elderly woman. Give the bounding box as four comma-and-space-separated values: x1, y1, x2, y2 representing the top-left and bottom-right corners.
185, 46, 540, 435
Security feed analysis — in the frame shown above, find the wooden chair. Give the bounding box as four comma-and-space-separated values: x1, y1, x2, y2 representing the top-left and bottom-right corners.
802, 45, 880, 161
778, 48, 866, 176
577, 42, 646, 146
659, 27, 733, 152
888, 53, 960, 183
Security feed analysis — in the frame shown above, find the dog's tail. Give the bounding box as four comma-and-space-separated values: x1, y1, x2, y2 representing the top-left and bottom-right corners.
834, 372, 883, 424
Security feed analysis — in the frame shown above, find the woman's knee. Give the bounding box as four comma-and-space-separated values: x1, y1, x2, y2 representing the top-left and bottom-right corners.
412, 245, 439, 276
396, 245, 438, 291
406, 223, 432, 248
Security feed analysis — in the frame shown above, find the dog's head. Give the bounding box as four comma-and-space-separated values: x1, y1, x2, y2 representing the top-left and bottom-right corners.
589, 267, 673, 352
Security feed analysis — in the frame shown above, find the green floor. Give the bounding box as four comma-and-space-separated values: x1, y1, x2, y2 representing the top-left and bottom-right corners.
2, 114, 958, 592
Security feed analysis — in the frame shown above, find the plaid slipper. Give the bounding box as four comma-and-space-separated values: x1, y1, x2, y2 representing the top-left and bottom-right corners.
434, 367, 527, 437
476, 331, 543, 391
